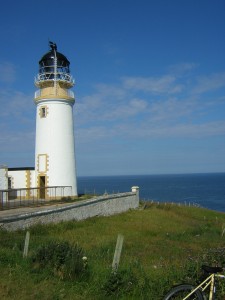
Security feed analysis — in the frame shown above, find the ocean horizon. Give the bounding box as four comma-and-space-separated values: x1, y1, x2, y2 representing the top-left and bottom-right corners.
77, 172, 225, 213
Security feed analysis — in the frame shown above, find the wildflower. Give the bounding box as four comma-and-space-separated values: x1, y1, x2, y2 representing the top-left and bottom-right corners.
82, 256, 88, 268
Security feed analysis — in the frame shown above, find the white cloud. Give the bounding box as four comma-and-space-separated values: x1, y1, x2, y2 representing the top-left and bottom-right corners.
0, 90, 34, 124
147, 97, 197, 122
128, 120, 225, 139
117, 119, 225, 139
192, 72, 225, 94
168, 62, 198, 74
121, 75, 183, 94
1, 63, 224, 151
76, 126, 112, 143
94, 83, 127, 99
75, 68, 225, 144
102, 98, 148, 120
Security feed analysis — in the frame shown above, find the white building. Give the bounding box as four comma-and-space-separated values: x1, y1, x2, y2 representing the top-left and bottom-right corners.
0, 42, 78, 200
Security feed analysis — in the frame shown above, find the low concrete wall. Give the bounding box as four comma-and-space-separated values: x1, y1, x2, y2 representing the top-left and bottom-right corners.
0, 190, 139, 231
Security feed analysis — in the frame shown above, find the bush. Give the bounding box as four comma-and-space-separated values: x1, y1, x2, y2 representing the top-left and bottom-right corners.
102, 269, 137, 297
32, 241, 88, 280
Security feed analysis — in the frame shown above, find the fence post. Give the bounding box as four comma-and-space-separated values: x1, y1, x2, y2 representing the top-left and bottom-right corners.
222, 224, 225, 237
112, 234, 124, 273
23, 231, 30, 258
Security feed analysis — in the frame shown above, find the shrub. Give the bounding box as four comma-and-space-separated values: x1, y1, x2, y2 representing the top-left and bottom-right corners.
32, 241, 88, 280
102, 269, 137, 297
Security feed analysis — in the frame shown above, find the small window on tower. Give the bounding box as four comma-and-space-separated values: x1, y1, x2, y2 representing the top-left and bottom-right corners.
40, 106, 47, 118
41, 107, 46, 118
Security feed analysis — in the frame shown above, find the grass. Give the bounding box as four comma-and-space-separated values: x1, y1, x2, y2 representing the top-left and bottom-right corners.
0, 202, 225, 299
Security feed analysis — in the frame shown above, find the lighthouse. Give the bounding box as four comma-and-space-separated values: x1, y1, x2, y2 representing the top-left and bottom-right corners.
34, 42, 77, 197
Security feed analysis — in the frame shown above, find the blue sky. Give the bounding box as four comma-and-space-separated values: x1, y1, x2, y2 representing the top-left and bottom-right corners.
0, 0, 225, 176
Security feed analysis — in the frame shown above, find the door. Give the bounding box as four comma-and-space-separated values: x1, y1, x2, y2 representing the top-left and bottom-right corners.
39, 176, 46, 199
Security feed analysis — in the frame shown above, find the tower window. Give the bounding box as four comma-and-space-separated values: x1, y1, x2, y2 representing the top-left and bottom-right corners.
39, 106, 48, 118
41, 107, 46, 118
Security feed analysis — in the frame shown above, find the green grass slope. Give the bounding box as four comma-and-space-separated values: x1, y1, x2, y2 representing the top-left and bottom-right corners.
0, 202, 225, 299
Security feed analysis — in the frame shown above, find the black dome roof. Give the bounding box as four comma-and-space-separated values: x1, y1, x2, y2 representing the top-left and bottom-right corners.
39, 50, 70, 65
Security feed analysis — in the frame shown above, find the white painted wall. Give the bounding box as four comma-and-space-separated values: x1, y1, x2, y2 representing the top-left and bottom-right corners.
35, 99, 77, 196
0, 167, 8, 190
30, 170, 35, 188
8, 170, 26, 189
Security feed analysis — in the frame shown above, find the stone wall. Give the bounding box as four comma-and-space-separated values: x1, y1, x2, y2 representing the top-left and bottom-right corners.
0, 189, 139, 231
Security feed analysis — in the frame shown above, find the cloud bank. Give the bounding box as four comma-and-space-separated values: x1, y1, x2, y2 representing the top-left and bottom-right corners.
0, 62, 225, 173
75, 67, 225, 142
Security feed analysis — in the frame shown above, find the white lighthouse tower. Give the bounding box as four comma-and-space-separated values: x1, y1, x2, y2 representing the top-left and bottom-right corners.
34, 42, 77, 197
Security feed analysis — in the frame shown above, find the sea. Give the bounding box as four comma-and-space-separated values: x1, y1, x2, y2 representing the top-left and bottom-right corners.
77, 173, 225, 213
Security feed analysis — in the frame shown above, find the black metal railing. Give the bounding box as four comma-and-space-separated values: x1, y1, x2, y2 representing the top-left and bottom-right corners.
0, 186, 72, 210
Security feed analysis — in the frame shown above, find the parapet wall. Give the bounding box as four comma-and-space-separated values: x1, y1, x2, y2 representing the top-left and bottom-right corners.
0, 189, 139, 231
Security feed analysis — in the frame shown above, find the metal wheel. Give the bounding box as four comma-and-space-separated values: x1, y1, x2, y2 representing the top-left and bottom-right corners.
163, 284, 204, 300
